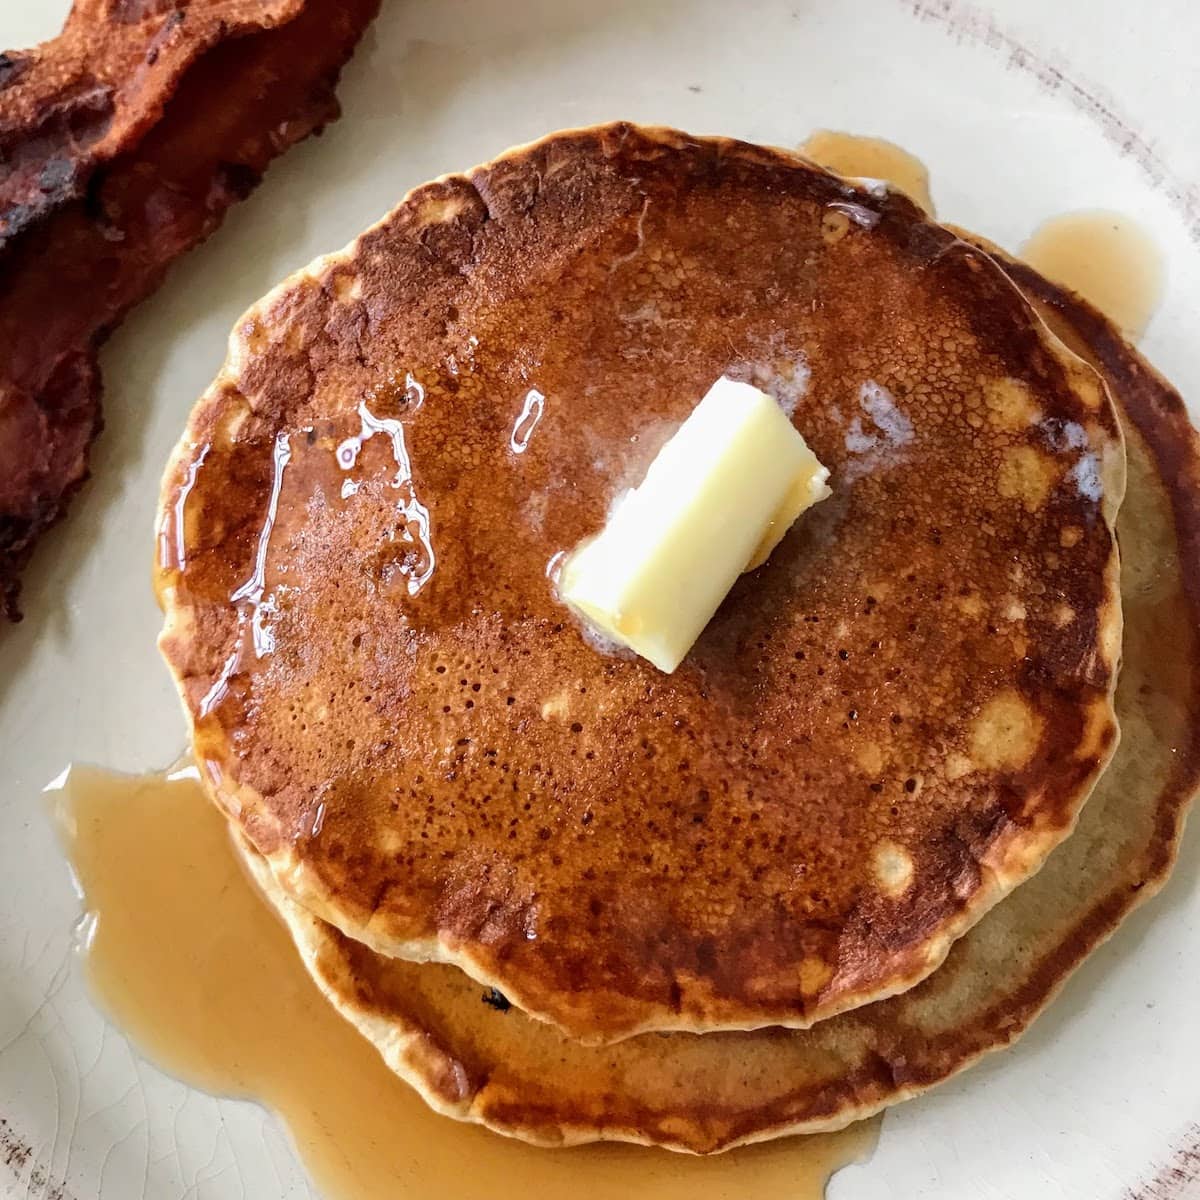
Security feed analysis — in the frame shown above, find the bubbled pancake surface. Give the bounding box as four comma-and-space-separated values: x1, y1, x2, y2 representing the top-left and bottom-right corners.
157, 124, 1125, 1040
234, 270, 1200, 1153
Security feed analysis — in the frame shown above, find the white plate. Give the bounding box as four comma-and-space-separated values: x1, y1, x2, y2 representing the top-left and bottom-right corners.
1, 1, 1198, 1196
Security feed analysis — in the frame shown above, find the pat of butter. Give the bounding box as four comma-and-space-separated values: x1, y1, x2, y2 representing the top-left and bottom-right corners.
560, 376, 830, 673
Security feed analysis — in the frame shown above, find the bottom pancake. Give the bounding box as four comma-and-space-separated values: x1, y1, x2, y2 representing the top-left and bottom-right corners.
230, 265, 1199, 1156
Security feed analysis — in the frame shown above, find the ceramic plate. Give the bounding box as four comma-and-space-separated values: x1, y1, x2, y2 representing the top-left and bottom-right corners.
1, 1, 1197, 1196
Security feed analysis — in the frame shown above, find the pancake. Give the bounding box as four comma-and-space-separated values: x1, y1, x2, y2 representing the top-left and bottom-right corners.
156, 124, 1125, 1040
235, 270, 1200, 1152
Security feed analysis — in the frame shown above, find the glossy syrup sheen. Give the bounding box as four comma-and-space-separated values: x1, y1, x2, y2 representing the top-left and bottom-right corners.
51, 765, 879, 1200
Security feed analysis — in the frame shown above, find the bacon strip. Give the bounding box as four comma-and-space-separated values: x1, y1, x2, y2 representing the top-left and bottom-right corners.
0, 0, 378, 619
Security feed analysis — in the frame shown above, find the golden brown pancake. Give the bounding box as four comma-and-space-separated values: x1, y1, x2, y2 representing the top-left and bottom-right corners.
235, 272, 1199, 1152
156, 125, 1124, 1040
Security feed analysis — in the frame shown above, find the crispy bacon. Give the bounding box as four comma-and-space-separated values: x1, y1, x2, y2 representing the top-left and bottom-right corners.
0, 0, 378, 619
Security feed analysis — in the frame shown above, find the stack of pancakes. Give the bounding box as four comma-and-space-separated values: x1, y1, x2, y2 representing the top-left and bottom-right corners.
155, 125, 1200, 1154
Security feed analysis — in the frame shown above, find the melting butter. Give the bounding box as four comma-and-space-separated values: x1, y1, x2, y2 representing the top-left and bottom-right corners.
560, 377, 830, 673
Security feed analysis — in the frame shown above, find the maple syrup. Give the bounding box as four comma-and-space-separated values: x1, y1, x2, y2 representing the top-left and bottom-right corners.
1021, 210, 1165, 339
799, 131, 935, 216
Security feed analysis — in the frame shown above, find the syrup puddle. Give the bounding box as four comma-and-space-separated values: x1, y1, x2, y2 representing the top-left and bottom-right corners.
1021, 210, 1165, 339
50, 764, 879, 1200
799, 131, 935, 216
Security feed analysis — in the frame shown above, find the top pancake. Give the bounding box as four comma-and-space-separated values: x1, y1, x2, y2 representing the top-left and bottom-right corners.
156, 124, 1124, 1040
